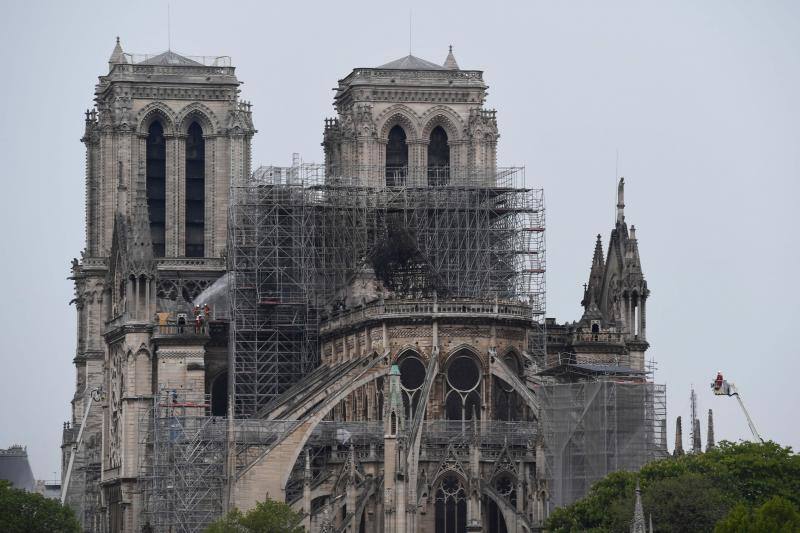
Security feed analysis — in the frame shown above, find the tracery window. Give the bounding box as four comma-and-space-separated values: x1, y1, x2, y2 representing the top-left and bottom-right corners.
146, 121, 166, 256
386, 125, 408, 186
444, 353, 482, 423
185, 121, 205, 257
486, 475, 515, 533
434, 473, 467, 533
428, 126, 450, 186
399, 353, 426, 421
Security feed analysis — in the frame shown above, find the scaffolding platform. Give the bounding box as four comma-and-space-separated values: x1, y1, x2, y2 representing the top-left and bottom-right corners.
229, 164, 546, 417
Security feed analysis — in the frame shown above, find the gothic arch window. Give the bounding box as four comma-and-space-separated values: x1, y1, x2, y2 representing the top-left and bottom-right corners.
146, 121, 166, 256
386, 125, 408, 186
486, 476, 514, 533
434, 473, 467, 533
444, 352, 482, 423
428, 126, 450, 186
398, 352, 426, 421
185, 121, 205, 257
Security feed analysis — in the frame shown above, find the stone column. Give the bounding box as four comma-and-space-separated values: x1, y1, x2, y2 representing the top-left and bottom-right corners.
164, 134, 178, 257
175, 134, 187, 257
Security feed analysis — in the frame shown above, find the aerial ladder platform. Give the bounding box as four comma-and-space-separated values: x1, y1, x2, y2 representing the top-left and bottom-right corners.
710, 372, 764, 443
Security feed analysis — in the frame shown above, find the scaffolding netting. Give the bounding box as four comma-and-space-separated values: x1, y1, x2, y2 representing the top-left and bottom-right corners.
229, 164, 546, 417
539, 381, 668, 509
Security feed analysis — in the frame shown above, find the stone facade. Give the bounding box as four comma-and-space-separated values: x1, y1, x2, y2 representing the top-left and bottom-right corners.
62, 42, 651, 533
62, 39, 254, 532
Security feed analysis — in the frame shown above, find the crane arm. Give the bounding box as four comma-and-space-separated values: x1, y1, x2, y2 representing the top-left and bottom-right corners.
61, 388, 102, 503
732, 392, 764, 443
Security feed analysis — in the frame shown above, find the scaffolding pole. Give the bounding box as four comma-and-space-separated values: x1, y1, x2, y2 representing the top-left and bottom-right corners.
229, 164, 545, 418
539, 380, 667, 509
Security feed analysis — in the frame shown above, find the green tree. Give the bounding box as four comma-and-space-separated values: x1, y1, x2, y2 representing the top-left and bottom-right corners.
206, 498, 304, 533
0, 480, 80, 533
715, 496, 800, 533
544, 441, 800, 533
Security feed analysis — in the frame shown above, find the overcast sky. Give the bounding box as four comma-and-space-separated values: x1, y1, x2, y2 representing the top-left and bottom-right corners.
1, 0, 798, 480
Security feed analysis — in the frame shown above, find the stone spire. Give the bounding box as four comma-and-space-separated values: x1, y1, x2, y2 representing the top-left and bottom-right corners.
616, 177, 625, 225
692, 418, 702, 454
631, 480, 646, 533
707, 409, 715, 450
443, 45, 460, 70
582, 234, 605, 310
673, 416, 684, 456
625, 225, 643, 274
108, 36, 126, 67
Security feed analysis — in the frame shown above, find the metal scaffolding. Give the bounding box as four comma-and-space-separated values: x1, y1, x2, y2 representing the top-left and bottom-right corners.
140, 391, 227, 533
539, 380, 668, 509
229, 164, 546, 417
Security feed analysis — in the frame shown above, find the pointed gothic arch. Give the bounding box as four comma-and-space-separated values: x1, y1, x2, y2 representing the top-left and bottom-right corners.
185, 121, 205, 257
146, 121, 167, 256
176, 102, 219, 135
136, 102, 176, 136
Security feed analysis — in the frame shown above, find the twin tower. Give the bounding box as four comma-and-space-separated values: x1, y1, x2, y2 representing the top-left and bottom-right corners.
65, 39, 511, 532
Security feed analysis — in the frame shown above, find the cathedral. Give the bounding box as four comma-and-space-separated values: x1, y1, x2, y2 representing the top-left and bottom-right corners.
61, 39, 665, 533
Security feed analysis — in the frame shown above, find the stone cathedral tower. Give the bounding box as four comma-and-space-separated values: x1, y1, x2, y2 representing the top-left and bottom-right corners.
322, 47, 499, 187
62, 38, 254, 531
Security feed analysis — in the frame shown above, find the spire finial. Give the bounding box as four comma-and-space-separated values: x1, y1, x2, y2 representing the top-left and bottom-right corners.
632, 479, 646, 532
444, 44, 460, 70
109, 36, 125, 66
616, 176, 625, 225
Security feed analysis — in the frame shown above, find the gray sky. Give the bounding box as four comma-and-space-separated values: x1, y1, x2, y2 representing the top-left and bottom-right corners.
1, 0, 798, 480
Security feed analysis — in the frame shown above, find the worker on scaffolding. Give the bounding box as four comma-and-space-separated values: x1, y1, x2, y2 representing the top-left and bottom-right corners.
203, 303, 211, 322
195, 311, 203, 334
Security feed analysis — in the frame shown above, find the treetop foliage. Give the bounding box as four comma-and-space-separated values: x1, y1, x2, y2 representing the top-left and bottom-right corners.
545, 440, 800, 533
0, 479, 80, 533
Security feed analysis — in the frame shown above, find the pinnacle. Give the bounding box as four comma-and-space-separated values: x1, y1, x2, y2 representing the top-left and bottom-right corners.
443, 45, 460, 70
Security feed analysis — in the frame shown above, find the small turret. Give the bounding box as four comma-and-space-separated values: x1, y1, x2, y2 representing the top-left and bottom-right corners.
108, 36, 126, 68
617, 177, 625, 225
582, 234, 605, 310
443, 45, 460, 70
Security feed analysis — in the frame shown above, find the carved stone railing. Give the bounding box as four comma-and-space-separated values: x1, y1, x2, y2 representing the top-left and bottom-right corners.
152, 324, 209, 338
320, 298, 533, 335
573, 331, 625, 344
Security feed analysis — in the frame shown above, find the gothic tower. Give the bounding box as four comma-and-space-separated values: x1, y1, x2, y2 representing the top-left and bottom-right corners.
322, 47, 499, 187
63, 38, 254, 531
